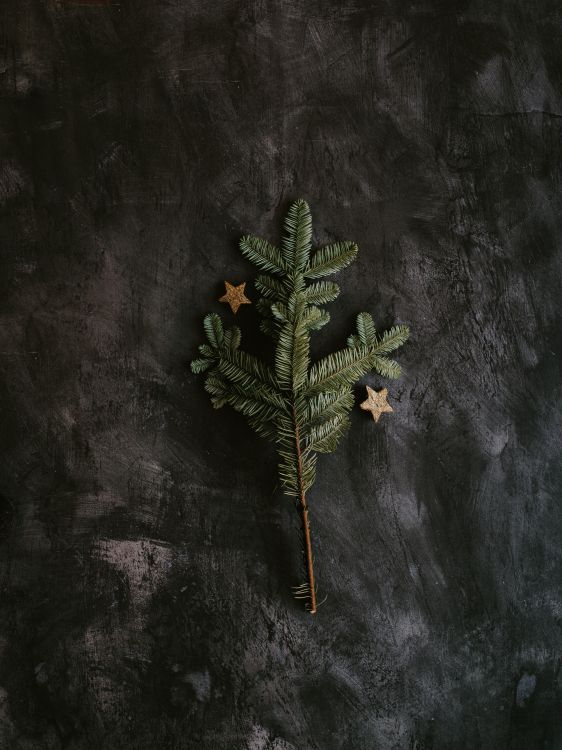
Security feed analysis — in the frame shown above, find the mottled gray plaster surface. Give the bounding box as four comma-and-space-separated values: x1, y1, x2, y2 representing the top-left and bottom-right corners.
0, 1, 561, 748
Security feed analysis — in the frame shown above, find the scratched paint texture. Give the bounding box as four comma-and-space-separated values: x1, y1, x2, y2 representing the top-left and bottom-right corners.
0, 1, 561, 748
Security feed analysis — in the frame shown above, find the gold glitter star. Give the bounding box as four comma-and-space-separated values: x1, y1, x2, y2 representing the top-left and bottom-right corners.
219, 281, 251, 314
360, 386, 393, 423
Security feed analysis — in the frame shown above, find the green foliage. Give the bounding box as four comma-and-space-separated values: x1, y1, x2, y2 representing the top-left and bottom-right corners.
191, 199, 410, 501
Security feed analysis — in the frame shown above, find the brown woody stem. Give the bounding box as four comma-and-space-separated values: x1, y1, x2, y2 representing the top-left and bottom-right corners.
292, 404, 317, 614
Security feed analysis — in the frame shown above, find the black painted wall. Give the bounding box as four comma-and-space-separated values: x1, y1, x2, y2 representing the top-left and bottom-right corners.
0, 2, 561, 749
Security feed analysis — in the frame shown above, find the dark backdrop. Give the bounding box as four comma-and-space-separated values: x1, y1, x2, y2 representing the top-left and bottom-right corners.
0, 2, 561, 749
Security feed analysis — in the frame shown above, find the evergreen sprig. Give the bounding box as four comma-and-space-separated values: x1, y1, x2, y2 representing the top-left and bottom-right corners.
191, 199, 409, 613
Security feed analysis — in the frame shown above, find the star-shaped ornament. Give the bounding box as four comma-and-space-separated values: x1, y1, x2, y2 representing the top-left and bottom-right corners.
219, 281, 251, 314
360, 386, 393, 423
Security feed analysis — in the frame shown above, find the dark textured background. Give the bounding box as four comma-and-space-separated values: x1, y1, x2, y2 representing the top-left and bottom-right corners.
0, 1, 561, 748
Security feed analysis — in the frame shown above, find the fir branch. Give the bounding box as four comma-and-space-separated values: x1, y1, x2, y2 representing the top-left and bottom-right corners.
240, 235, 286, 275
307, 345, 381, 394
373, 325, 410, 354
305, 241, 358, 279
356, 312, 377, 346
254, 274, 287, 300
306, 413, 351, 454
302, 280, 340, 305
304, 388, 355, 428
191, 199, 409, 614
281, 198, 312, 272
